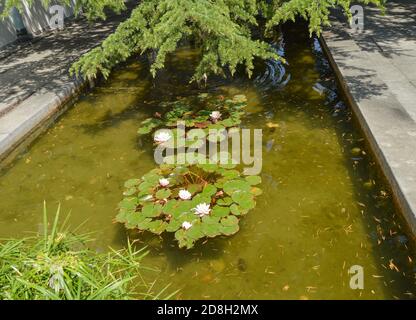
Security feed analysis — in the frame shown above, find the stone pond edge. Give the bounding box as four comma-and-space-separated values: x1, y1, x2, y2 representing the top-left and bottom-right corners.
319, 35, 416, 236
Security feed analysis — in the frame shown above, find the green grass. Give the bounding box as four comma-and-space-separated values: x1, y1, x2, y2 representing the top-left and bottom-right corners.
0, 202, 177, 300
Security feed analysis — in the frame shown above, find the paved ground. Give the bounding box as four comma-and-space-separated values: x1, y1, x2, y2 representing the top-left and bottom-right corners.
0, 2, 136, 158
321, 0, 416, 232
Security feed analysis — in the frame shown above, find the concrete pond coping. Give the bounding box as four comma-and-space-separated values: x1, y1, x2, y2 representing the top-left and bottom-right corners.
320, 0, 416, 234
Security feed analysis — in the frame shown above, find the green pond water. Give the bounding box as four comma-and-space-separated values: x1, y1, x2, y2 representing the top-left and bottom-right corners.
1, 26, 416, 299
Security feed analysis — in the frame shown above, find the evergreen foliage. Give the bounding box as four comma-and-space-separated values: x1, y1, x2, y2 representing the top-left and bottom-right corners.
1, 0, 384, 81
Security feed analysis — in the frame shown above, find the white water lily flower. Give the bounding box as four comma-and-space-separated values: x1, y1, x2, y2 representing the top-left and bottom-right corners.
159, 178, 169, 187
182, 221, 192, 230
193, 203, 211, 217
179, 189, 192, 200
210, 111, 222, 122
154, 131, 172, 143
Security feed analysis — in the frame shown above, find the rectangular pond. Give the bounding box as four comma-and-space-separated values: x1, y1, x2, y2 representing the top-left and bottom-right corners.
0, 24, 415, 299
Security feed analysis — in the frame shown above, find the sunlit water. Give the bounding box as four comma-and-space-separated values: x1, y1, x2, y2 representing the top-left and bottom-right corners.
1, 25, 415, 299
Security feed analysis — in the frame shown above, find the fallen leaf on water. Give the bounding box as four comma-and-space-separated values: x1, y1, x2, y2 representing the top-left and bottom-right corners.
389, 259, 400, 272
194, 122, 210, 128
266, 122, 279, 128
282, 285, 289, 291
201, 273, 214, 283
373, 216, 381, 223
343, 224, 353, 235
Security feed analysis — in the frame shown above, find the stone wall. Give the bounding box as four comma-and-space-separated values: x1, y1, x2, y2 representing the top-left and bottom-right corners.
0, 18, 17, 48
0, 0, 76, 48
0, 4, 17, 48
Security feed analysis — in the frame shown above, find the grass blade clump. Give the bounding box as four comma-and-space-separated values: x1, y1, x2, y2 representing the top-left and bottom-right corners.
0, 203, 174, 300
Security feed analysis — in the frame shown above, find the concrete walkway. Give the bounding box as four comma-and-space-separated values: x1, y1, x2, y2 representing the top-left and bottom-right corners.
0, 3, 136, 159
321, 0, 416, 233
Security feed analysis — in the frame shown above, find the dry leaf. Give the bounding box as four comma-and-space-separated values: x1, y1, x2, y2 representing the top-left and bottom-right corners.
266, 122, 279, 128
389, 259, 400, 272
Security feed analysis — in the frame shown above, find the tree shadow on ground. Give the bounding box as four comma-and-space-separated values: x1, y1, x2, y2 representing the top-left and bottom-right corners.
322, 0, 415, 103
0, 1, 139, 107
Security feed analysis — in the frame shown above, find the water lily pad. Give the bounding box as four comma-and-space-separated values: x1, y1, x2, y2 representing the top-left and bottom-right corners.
124, 178, 141, 188
220, 169, 240, 180
230, 204, 241, 216
148, 220, 167, 235
136, 218, 153, 230
218, 118, 237, 127
202, 184, 217, 197
217, 197, 233, 206
188, 184, 202, 194
197, 163, 219, 172
237, 196, 256, 211
171, 202, 193, 218
231, 191, 252, 204
156, 188, 171, 199
175, 229, 196, 249
191, 194, 212, 208
201, 216, 222, 237
165, 219, 181, 232
245, 175, 262, 186
185, 223, 204, 240
220, 215, 239, 235
123, 187, 137, 196
118, 197, 138, 210
212, 205, 230, 218
137, 118, 163, 135
138, 181, 155, 192
162, 198, 177, 214
142, 172, 161, 183
115, 208, 131, 223
142, 203, 163, 217
223, 180, 251, 195
250, 187, 263, 196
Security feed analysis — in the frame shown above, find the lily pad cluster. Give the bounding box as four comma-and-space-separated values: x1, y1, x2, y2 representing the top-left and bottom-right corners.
137, 94, 248, 136
116, 162, 262, 249
118, 93, 261, 249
